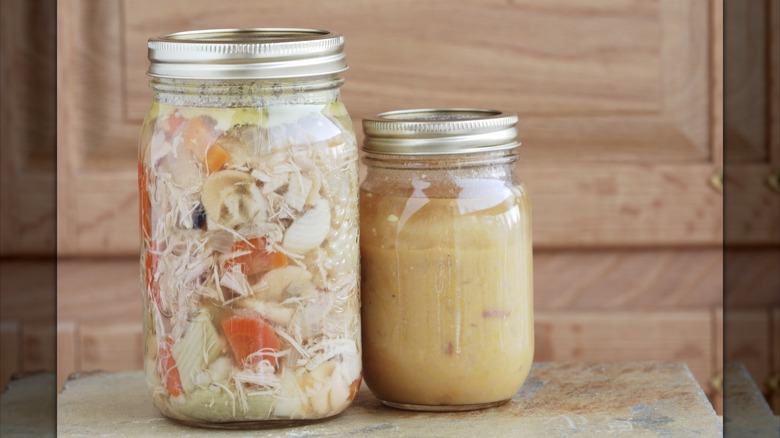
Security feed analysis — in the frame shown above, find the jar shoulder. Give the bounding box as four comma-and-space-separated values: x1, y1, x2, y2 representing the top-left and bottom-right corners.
360, 165, 528, 201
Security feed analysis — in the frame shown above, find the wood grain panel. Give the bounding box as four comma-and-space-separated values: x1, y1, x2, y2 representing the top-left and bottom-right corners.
56, 250, 722, 325
124, 0, 661, 117
57, 0, 138, 255
0, 261, 55, 321
712, 0, 723, 167
725, 248, 780, 308
526, 162, 722, 247
771, 308, 780, 413
0, 321, 20, 388
724, 165, 780, 244
79, 322, 143, 372
57, 259, 141, 323
20, 321, 55, 372
771, 0, 780, 165
65, 310, 718, 398
535, 310, 713, 390
724, 0, 768, 162
713, 308, 723, 414
0, 0, 56, 255
1, 260, 56, 387
722, 0, 780, 247
535, 248, 722, 310
58, 0, 721, 253
715, 308, 723, 381
57, 162, 723, 254
724, 310, 771, 396
57, 321, 79, 391
122, 0, 709, 163
58, 258, 722, 403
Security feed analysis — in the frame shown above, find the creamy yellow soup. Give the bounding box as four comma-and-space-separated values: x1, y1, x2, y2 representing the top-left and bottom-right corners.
360, 181, 533, 408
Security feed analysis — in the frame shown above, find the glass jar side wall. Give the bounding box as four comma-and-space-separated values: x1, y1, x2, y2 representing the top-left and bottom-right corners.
359, 154, 534, 409
138, 76, 362, 425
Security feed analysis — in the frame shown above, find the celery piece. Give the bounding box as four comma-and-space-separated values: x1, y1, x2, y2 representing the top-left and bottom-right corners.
231, 107, 263, 127
171, 310, 226, 393
170, 386, 274, 421
272, 367, 310, 418
147, 101, 161, 120
325, 101, 348, 118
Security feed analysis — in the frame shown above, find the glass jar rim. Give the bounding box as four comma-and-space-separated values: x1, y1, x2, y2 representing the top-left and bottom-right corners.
362, 108, 520, 155
147, 28, 347, 80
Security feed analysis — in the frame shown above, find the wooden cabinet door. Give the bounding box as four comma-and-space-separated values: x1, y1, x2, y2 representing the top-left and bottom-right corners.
1, 0, 56, 255
722, 0, 780, 413
724, 0, 780, 245
57, 0, 723, 254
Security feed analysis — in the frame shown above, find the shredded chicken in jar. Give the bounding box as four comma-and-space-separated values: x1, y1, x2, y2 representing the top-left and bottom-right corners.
139, 99, 361, 423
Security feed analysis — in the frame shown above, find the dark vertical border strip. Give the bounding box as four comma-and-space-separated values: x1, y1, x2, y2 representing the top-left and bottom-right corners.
0, 0, 57, 436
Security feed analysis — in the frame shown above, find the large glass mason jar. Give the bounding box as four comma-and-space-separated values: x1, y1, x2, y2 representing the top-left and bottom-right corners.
360, 109, 533, 411
138, 29, 361, 427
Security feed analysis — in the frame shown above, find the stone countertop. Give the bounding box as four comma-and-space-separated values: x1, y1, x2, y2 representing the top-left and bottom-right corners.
0, 372, 56, 437
51, 362, 723, 437
723, 362, 780, 436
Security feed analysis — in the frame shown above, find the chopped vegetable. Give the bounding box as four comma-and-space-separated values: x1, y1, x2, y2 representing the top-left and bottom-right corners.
144, 247, 162, 313
201, 170, 269, 229
140, 102, 361, 422
236, 298, 296, 327
206, 143, 229, 173
230, 107, 263, 126
252, 266, 312, 301
302, 361, 350, 416
167, 110, 187, 136
182, 115, 219, 161
180, 115, 231, 172
222, 314, 281, 368
225, 237, 287, 276
348, 374, 362, 401
272, 367, 309, 417
138, 159, 152, 238
158, 336, 184, 397
171, 310, 226, 393
282, 199, 331, 253
286, 175, 313, 212
207, 356, 234, 384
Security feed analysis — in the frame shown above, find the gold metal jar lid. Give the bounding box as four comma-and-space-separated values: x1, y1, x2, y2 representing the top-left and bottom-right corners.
147, 28, 347, 79
362, 109, 519, 155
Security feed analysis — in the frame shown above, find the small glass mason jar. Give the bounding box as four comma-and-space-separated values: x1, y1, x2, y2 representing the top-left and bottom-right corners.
360, 109, 533, 411
138, 29, 361, 428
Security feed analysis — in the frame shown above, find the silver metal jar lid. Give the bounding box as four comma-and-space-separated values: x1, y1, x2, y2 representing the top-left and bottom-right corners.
362, 109, 519, 155
147, 28, 347, 79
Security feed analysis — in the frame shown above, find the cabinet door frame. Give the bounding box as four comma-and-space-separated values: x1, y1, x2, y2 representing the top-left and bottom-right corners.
724, 0, 780, 245
1, 0, 56, 255
57, 0, 726, 255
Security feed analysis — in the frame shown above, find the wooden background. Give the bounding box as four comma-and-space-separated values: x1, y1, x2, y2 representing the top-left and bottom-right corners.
3, 0, 779, 414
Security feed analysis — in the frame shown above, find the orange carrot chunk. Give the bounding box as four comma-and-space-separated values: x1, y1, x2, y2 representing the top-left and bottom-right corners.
138, 159, 152, 238
158, 336, 184, 397
166, 111, 186, 136
181, 116, 232, 172
226, 237, 287, 276
145, 248, 163, 313
348, 373, 362, 401
206, 143, 229, 172
222, 314, 281, 368
182, 115, 218, 162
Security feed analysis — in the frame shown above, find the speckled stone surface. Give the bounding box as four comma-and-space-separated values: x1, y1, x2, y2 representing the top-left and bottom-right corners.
56, 362, 722, 437
723, 362, 780, 437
